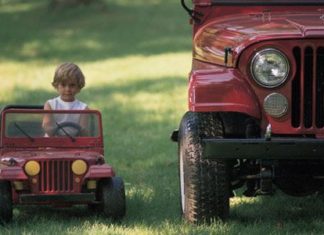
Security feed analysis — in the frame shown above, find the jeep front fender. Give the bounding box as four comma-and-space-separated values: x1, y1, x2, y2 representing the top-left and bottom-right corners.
189, 68, 261, 118
84, 164, 115, 179
0, 166, 28, 180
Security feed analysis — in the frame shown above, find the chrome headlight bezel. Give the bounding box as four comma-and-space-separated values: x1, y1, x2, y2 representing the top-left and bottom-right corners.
250, 48, 290, 88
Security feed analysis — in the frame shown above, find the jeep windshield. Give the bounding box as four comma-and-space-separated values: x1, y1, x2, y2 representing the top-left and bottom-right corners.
211, 0, 324, 5
2, 109, 103, 148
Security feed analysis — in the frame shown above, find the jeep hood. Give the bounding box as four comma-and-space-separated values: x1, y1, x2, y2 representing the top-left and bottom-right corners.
1, 151, 102, 165
194, 12, 324, 67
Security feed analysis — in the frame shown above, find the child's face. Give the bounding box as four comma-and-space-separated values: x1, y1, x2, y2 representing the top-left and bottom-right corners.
57, 78, 80, 102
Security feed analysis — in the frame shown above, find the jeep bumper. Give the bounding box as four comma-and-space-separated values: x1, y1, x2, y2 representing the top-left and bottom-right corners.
19, 193, 96, 204
203, 138, 324, 159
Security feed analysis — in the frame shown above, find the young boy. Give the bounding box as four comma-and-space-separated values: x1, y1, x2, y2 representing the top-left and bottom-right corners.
43, 62, 88, 136
44, 62, 88, 110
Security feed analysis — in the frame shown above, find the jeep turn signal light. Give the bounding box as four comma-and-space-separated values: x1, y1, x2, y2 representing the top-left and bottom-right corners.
263, 93, 288, 118
24, 160, 40, 176
72, 160, 87, 175
87, 180, 97, 189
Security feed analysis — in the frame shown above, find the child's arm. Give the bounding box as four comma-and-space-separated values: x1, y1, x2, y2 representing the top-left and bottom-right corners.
79, 106, 89, 136
42, 102, 55, 136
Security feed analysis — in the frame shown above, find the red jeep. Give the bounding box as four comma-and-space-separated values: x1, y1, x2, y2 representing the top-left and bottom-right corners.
0, 105, 126, 223
172, 0, 324, 224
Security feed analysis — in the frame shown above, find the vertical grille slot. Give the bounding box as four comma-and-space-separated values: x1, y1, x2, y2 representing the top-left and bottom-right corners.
304, 47, 313, 128
316, 47, 324, 128
291, 45, 324, 129
39, 160, 73, 193
292, 47, 301, 128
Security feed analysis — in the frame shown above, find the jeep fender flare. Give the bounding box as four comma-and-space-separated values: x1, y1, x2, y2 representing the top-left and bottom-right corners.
0, 167, 28, 181
84, 164, 115, 180
188, 68, 261, 119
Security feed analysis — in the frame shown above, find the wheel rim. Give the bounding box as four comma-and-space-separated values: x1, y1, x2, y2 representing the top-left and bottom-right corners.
180, 150, 185, 213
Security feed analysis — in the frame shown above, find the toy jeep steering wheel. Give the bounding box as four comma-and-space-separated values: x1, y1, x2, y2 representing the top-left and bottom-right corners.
53, 121, 82, 137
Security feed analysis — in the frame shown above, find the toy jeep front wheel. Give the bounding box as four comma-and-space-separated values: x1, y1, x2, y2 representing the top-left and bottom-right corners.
0, 181, 13, 223
178, 112, 230, 223
99, 177, 126, 220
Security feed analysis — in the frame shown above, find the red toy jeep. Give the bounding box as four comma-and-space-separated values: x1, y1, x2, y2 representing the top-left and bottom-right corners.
172, 0, 324, 224
0, 105, 126, 223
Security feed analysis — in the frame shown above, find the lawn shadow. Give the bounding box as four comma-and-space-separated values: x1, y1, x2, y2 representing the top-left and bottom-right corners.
0, 0, 191, 62
230, 191, 324, 226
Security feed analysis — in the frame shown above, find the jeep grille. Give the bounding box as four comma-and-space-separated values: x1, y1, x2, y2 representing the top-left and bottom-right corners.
39, 160, 74, 193
292, 46, 324, 129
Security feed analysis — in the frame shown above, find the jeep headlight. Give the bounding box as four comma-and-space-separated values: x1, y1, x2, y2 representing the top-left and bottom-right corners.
250, 48, 289, 88
25, 160, 40, 176
72, 160, 87, 175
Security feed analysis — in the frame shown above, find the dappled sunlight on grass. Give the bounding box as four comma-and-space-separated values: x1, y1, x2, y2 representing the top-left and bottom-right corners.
230, 196, 260, 207
115, 0, 165, 7
84, 52, 191, 84
127, 186, 155, 203
0, 1, 40, 13
0, 52, 190, 92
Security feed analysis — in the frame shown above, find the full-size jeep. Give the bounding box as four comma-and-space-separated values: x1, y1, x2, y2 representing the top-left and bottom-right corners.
172, 0, 324, 224
0, 105, 126, 223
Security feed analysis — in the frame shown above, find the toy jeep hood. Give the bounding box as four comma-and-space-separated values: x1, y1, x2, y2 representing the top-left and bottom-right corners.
194, 11, 324, 67
1, 151, 102, 161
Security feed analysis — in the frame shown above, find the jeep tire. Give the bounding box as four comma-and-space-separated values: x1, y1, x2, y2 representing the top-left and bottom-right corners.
178, 112, 230, 223
0, 181, 12, 223
99, 177, 126, 220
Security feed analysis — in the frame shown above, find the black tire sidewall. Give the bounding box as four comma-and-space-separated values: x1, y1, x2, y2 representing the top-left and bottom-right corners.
0, 181, 12, 223
100, 177, 126, 220
178, 111, 230, 223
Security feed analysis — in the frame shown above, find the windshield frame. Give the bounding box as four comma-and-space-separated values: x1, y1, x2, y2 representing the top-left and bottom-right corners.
211, 0, 324, 5
1, 109, 103, 149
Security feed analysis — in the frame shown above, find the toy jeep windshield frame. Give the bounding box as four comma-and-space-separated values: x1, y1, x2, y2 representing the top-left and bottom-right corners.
2, 108, 103, 149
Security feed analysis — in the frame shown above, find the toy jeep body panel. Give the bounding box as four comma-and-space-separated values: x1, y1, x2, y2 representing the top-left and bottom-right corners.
174, 0, 324, 224
0, 106, 126, 223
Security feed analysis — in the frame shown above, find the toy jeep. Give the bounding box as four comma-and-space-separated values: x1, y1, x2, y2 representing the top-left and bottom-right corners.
0, 105, 126, 223
172, 0, 324, 224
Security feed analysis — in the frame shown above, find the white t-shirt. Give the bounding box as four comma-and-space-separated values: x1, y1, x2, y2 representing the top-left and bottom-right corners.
47, 96, 87, 110
46, 96, 87, 127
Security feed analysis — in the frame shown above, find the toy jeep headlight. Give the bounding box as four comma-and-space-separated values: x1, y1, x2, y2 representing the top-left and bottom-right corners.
24, 160, 40, 176
250, 48, 289, 88
72, 160, 87, 175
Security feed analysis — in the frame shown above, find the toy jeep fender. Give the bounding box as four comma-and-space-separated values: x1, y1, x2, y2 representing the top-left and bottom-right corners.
0, 105, 126, 223
172, 0, 324, 224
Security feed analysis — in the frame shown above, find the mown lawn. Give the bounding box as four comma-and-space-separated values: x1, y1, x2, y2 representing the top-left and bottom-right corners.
1, 1, 324, 234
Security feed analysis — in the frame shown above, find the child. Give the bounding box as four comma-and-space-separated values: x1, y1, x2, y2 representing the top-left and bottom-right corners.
43, 62, 88, 136
44, 62, 88, 110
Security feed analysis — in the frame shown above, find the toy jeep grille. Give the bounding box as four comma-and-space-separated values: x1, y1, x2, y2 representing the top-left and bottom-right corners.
291, 45, 324, 129
38, 160, 74, 192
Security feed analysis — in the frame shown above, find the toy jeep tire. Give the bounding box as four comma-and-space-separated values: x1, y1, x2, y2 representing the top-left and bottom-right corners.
99, 177, 126, 220
0, 181, 13, 223
178, 111, 230, 223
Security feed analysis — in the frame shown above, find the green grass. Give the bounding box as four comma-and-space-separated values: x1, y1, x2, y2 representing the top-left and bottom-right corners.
1, 1, 324, 234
